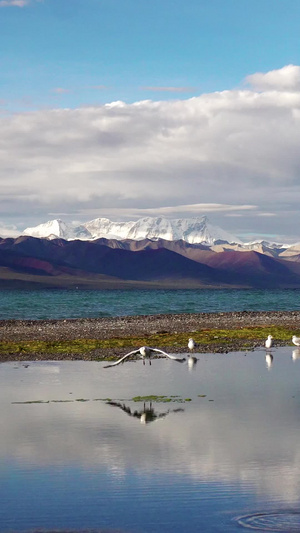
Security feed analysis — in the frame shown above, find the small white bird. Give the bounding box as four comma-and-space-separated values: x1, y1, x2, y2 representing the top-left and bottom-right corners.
265, 335, 273, 349
292, 335, 300, 347
188, 338, 198, 351
104, 346, 186, 368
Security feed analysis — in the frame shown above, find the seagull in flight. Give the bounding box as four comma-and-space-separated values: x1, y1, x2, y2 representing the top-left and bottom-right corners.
292, 335, 300, 347
103, 346, 186, 368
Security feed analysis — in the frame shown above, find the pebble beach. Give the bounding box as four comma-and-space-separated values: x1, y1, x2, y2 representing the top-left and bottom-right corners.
0, 310, 299, 361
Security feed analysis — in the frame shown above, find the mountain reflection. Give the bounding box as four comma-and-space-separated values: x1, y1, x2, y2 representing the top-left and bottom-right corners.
2, 350, 300, 504
106, 400, 184, 424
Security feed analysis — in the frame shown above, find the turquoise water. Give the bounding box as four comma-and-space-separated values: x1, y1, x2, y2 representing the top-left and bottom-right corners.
0, 288, 300, 320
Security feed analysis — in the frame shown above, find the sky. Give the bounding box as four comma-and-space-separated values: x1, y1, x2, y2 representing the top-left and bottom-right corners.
1, 0, 300, 242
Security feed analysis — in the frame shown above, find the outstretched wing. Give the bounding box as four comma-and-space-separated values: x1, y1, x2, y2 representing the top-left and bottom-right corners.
103, 349, 140, 368
149, 347, 186, 362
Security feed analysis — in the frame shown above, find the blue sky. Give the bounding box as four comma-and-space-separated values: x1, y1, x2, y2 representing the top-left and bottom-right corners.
1, 0, 299, 111
1, 0, 300, 242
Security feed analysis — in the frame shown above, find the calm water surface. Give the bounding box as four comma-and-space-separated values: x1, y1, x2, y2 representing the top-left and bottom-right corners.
1, 288, 300, 320
1, 347, 300, 532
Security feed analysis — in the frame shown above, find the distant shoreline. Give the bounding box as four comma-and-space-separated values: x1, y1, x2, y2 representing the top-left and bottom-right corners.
0, 310, 299, 361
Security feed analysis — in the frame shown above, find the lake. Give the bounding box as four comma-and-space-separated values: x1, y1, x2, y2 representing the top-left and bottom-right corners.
1, 288, 300, 320
1, 347, 300, 532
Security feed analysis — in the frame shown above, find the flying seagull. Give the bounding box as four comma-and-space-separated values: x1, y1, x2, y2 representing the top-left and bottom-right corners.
103, 346, 186, 368
265, 335, 273, 350
292, 335, 300, 347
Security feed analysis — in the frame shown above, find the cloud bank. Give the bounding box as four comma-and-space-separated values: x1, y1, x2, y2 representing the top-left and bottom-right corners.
1, 65, 300, 239
246, 64, 300, 92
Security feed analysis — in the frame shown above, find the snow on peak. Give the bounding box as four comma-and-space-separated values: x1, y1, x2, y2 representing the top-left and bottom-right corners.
23, 219, 92, 240
23, 215, 242, 245
23, 219, 70, 240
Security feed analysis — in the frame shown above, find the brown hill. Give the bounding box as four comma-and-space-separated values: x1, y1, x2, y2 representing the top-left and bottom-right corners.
0, 236, 299, 289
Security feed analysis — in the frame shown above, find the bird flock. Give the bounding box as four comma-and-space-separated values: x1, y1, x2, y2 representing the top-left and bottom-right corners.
103, 334, 300, 369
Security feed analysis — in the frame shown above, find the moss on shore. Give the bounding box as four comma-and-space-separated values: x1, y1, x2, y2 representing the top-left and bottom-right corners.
0, 324, 297, 360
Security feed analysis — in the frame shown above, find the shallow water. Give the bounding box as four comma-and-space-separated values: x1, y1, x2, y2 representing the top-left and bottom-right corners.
1, 347, 300, 532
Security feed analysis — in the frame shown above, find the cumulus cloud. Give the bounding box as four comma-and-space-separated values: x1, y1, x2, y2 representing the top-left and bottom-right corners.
2, 65, 300, 239
246, 64, 300, 92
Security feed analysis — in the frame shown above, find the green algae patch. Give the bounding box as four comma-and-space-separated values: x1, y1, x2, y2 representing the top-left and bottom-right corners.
0, 324, 297, 360
132, 395, 186, 403
51, 400, 73, 403
132, 395, 169, 402
11, 400, 50, 404
75, 398, 90, 402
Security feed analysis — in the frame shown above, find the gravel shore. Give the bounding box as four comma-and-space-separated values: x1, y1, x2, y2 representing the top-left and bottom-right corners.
0, 310, 299, 361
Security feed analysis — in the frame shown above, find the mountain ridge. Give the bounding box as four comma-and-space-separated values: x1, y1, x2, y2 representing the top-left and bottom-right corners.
23, 215, 243, 245
1, 235, 300, 289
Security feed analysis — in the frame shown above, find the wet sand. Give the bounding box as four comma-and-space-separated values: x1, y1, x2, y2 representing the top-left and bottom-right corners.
0, 310, 299, 360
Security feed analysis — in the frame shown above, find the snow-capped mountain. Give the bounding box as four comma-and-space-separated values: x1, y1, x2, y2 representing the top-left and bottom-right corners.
243, 239, 288, 250
23, 215, 242, 245
23, 219, 92, 241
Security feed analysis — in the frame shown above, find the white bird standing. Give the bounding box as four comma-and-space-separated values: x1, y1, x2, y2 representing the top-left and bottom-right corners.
265, 335, 273, 350
103, 346, 186, 368
188, 338, 198, 351
292, 335, 300, 347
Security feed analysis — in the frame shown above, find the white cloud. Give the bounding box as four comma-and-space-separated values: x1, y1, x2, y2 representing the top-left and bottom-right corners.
0, 222, 20, 237
0, 0, 29, 6
246, 64, 300, 92
1, 65, 300, 238
257, 212, 276, 217
106, 203, 256, 218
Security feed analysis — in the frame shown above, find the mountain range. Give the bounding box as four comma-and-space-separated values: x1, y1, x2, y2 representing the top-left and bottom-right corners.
23, 215, 243, 245
22, 214, 300, 258
0, 230, 300, 289
0, 214, 298, 289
